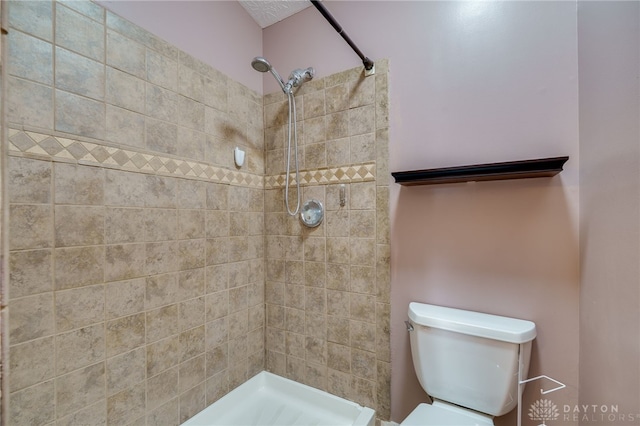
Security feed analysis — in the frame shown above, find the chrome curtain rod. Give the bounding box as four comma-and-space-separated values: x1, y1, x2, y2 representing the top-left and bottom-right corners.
310, 0, 374, 72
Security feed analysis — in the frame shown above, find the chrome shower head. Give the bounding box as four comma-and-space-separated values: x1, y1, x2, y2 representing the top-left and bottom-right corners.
251, 56, 271, 73
251, 56, 286, 92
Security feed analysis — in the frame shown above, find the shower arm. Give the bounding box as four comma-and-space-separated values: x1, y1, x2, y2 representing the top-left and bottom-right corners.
310, 0, 374, 73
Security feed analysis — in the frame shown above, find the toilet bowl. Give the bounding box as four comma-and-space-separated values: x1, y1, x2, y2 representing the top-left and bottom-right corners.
400, 302, 536, 425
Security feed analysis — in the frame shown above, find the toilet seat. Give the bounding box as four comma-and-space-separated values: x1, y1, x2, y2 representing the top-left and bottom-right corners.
400, 401, 494, 426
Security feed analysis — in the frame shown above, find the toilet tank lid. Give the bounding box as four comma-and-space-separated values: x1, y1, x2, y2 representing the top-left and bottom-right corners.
408, 302, 537, 343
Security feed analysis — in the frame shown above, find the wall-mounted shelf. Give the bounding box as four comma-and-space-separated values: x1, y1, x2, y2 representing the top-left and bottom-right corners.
391, 156, 569, 186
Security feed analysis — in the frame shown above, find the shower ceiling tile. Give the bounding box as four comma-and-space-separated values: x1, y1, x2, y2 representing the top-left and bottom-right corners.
238, 0, 311, 28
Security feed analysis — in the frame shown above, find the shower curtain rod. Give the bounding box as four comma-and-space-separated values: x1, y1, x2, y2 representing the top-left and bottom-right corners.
310, 0, 375, 72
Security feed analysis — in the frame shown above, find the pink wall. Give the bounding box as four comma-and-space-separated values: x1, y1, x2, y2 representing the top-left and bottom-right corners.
98, 0, 264, 93
578, 1, 640, 418
86, 1, 640, 423
265, 2, 580, 424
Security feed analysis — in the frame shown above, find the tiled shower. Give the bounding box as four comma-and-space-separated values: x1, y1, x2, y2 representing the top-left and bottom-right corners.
3, 1, 390, 424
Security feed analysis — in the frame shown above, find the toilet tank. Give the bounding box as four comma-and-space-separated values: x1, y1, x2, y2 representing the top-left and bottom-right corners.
408, 303, 536, 417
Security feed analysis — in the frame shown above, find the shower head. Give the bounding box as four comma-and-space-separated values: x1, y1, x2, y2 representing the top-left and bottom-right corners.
251, 56, 286, 92
251, 56, 271, 73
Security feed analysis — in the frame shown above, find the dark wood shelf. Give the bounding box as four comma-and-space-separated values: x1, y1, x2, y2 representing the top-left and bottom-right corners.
392, 156, 569, 186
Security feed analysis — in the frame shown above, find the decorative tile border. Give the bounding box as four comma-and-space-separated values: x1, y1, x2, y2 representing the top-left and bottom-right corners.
8, 127, 263, 188
8, 127, 376, 188
264, 163, 376, 189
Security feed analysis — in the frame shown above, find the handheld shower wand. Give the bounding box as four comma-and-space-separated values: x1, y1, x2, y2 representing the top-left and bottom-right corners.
251, 57, 287, 92
251, 57, 315, 216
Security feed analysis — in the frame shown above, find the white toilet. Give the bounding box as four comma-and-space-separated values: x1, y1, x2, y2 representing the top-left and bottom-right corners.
401, 302, 537, 426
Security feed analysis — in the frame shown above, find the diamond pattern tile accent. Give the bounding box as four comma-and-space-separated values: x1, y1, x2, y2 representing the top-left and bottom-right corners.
8, 128, 373, 190
9, 131, 37, 152
40, 137, 65, 156
264, 163, 375, 189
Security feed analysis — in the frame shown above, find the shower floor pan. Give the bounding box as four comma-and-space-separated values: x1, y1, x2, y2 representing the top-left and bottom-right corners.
181, 371, 375, 426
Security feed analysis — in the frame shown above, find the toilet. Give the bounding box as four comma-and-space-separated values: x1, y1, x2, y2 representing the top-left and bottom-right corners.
401, 302, 537, 426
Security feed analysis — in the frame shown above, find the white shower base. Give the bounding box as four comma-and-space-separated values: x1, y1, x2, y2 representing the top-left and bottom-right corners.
181, 371, 376, 426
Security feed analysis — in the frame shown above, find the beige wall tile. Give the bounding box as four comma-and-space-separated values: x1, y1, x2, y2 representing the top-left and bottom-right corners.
327, 316, 350, 345
55, 246, 104, 290
179, 382, 206, 423
147, 367, 179, 410
304, 363, 327, 391
147, 304, 179, 343
376, 360, 391, 420
180, 296, 205, 331
205, 317, 228, 351
55, 362, 105, 418
8, 156, 51, 204
56, 89, 105, 139
9, 380, 55, 426
146, 117, 178, 156
9, 336, 55, 391
351, 348, 376, 380
146, 241, 178, 275
106, 313, 145, 357
9, 0, 53, 41
106, 347, 146, 396
56, 324, 105, 374
327, 368, 352, 401
147, 396, 179, 425
9, 292, 55, 344
327, 342, 350, 373
106, 30, 145, 79
350, 238, 375, 267
105, 207, 145, 244
56, 400, 107, 426
7, 77, 54, 129
179, 355, 205, 393
350, 320, 376, 352
10, 204, 52, 250
178, 239, 206, 270
55, 284, 104, 332
326, 263, 349, 291
350, 265, 375, 295
178, 328, 204, 362
9, 30, 53, 85
205, 344, 228, 378
105, 278, 145, 319
104, 169, 147, 207
56, 46, 104, 101
55, 163, 104, 205
178, 95, 205, 132
349, 104, 375, 137
145, 209, 178, 242
145, 175, 178, 208
106, 66, 145, 113
56, 4, 104, 62
9, 249, 53, 299
177, 179, 206, 209
147, 50, 178, 91
55, 205, 104, 247
107, 382, 146, 425
147, 335, 181, 377
327, 137, 350, 167
304, 262, 326, 288
147, 82, 179, 121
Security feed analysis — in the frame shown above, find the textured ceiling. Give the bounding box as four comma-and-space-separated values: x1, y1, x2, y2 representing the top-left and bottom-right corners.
239, 0, 312, 28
